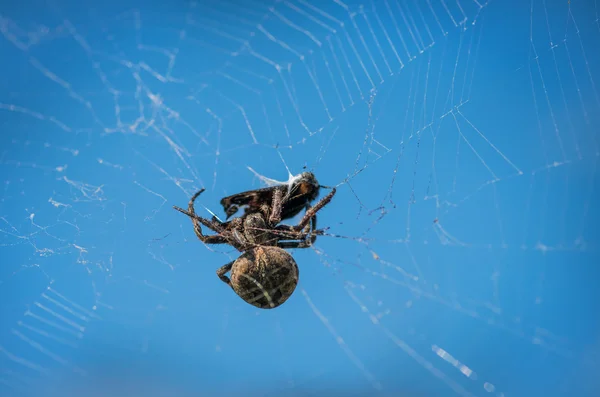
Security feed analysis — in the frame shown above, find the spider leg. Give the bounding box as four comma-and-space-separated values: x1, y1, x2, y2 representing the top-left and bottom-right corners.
192, 222, 228, 245
278, 240, 313, 249
275, 213, 319, 246
275, 215, 315, 235
268, 188, 284, 226
174, 204, 226, 235
189, 189, 225, 228
188, 188, 205, 210
216, 260, 234, 286
301, 204, 313, 233
292, 187, 336, 232
173, 189, 226, 243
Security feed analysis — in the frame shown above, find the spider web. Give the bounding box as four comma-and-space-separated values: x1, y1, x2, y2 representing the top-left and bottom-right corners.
1, 0, 599, 396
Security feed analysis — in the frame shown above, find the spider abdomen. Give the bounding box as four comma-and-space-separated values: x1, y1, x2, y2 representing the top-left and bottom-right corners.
230, 246, 299, 309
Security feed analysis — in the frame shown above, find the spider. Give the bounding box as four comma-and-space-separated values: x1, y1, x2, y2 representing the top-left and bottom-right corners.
173, 186, 336, 309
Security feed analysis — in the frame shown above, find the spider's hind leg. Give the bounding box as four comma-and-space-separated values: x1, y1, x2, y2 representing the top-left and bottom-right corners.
216, 260, 234, 286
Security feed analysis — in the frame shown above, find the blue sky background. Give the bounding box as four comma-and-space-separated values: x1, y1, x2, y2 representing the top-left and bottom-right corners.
1, 0, 599, 396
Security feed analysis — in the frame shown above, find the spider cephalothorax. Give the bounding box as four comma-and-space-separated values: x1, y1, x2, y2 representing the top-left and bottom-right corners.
173, 185, 336, 309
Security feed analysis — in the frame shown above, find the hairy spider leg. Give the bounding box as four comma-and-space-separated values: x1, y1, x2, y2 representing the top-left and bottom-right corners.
292, 187, 337, 233
173, 189, 228, 245
187, 189, 226, 232
277, 238, 315, 249
274, 194, 337, 249
268, 188, 284, 226
216, 260, 234, 285
271, 211, 314, 235
271, 188, 336, 248
173, 205, 227, 243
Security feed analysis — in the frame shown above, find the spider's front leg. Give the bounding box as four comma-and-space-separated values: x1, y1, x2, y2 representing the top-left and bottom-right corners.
275, 213, 319, 247
173, 188, 227, 244
267, 188, 284, 226
291, 187, 336, 232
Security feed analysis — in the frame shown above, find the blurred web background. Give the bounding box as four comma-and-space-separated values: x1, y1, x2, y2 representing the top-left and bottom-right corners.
1, 0, 599, 396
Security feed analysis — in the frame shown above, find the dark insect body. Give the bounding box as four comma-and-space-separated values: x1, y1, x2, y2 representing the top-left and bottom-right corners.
173, 184, 336, 309
220, 171, 321, 224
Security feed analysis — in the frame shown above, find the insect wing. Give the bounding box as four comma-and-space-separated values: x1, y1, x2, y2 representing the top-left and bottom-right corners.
221, 178, 321, 220
220, 186, 277, 219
